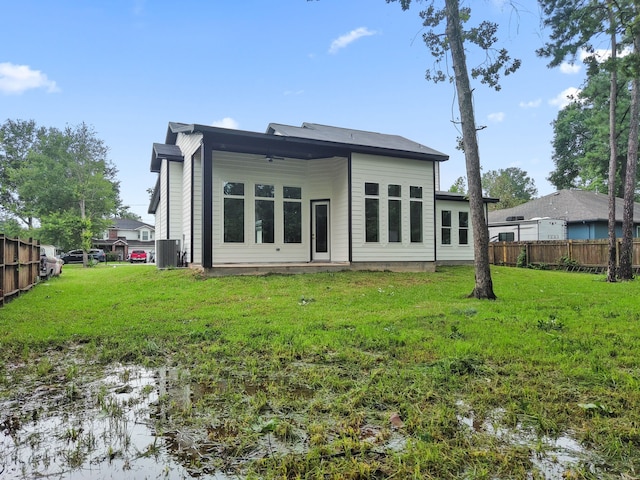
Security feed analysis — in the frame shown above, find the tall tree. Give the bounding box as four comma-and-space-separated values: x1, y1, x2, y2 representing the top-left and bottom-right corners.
606, 4, 620, 282
389, 0, 520, 299
539, 0, 639, 280
482, 167, 537, 210
619, 26, 640, 280
15, 123, 121, 262
0, 119, 45, 228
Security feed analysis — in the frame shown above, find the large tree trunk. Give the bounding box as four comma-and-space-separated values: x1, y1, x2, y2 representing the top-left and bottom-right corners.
445, 0, 496, 299
606, 3, 618, 283
619, 33, 640, 281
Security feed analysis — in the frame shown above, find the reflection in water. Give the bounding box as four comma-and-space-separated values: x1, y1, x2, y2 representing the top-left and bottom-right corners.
0, 365, 234, 479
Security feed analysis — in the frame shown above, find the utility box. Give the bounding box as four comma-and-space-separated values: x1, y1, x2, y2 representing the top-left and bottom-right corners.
156, 239, 180, 268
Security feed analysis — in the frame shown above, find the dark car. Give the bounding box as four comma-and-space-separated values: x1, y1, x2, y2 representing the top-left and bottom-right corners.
62, 248, 106, 264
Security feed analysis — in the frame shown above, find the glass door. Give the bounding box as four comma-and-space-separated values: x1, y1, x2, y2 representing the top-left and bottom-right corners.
311, 201, 330, 261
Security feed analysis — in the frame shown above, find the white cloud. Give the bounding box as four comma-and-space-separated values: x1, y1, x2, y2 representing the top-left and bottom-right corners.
549, 87, 581, 109
488, 112, 505, 122
519, 99, 542, 109
560, 62, 581, 74
580, 46, 632, 63
212, 117, 239, 129
283, 89, 304, 96
0, 62, 59, 95
329, 27, 377, 54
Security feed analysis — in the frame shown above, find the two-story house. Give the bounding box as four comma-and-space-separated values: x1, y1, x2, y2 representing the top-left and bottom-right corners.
94, 219, 156, 261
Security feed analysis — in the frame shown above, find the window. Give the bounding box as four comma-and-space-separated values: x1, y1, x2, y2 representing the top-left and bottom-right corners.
255, 184, 274, 244
388, 184, 401, 242
410, 186, 423, 243
459, 212, 469, 245
441, 210, 451, 245
283, 186, 302, 243
224, 182, 244, 242
142, 230, 149, 241
498, 232, 515, 242
365, 182, 379, 242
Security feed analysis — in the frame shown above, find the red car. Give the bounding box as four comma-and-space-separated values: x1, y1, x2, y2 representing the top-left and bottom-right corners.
129, 250, 147, 263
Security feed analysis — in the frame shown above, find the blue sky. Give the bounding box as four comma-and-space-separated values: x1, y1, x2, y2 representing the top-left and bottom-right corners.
2, 1, 591, 224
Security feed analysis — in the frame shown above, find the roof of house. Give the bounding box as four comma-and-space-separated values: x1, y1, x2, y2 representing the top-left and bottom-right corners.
150, 121, 449, 172
487, 189, 640, 224
267, 123, 448, 159
110, 218, 155, 231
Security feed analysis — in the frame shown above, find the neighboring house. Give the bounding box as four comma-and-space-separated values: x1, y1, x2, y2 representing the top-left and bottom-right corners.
94, 218, 156, 261
148, 121, 494, 273
487, 189, 640, 240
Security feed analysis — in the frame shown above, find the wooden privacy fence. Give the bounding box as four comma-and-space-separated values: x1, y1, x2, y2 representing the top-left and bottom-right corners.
0, 235, 41, 307
489, 239, 640, 273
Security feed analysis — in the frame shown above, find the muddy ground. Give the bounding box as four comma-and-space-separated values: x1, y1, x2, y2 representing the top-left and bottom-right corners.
1, 352, 601, 479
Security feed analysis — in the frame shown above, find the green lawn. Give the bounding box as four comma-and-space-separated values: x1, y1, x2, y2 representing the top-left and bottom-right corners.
1, 264, 639, 478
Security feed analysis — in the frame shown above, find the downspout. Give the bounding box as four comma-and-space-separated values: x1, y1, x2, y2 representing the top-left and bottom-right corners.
202, 141, 213, 268
433, 164, 437, 264
166, 159, 170, 239
348, 154, 353, 263
190, 150, 195, 265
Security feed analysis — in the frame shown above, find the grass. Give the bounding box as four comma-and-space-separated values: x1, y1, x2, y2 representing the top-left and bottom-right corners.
1, 264, 640, 478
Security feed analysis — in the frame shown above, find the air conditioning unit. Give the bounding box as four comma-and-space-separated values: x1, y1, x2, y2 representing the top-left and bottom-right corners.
156, 239, 180, 268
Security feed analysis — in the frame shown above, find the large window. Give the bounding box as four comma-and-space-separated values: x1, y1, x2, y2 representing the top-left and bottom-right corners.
283, 186, 302, 243
255, 184, 274, 244
365, 182, 379, 242
388, 184, 401, 242
459, 211, 469, 245
441, 210, 452, 245
410, 186, 423, 243
224, 182, 245, 242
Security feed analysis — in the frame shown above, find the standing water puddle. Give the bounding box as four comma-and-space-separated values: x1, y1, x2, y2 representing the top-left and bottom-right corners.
0, 365, 234, 479
456, 400, 601, 478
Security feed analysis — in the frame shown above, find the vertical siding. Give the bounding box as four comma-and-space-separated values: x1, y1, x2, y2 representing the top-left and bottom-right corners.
351, 153, 435, 262
435, 199, 474, 261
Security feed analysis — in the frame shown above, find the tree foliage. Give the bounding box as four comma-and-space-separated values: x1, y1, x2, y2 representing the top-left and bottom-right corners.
482, 167, 537, 210
547, 72, 633, 196
449, 176, 467, 194
9, 122, 121, 252
0, 119, 46, 228
539, 0, 640, 281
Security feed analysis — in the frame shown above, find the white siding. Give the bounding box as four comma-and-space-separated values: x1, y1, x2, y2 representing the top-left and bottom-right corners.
210, 152, 348, 264
156, 161, 168, 241
168, 160, 183, 242
351, 153, 435, 262
307, 158, 349, 262
176, 133, 202, 262
192, 154, 203, 264
435, 199, 474, 262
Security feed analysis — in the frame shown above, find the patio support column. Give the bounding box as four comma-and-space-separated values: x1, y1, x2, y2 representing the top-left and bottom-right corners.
202, 141, 213, 268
